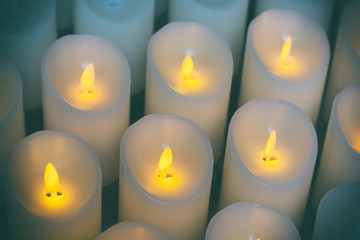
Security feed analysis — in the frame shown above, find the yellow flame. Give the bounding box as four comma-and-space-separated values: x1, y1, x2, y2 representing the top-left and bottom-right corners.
265, 130, 276, 162
280, 36, 292, 65
78, 63, 96, 95
43, 163, 64, 200
182, 55, 194, 79
157, 147, 176, 180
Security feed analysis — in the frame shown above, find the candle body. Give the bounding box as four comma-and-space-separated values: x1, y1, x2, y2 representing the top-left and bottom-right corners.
145, 22, 233, 161
74, 0, 155, 95
312, 84, 360, 209
220, 99, 317, 228
206, 202, 300, 240
0, 0, 57, 111
119, 114, 213, 240
6, 130, 102, 240
239, 9, 330, 123
168, 0, 249, 73
42, 35, 130, 186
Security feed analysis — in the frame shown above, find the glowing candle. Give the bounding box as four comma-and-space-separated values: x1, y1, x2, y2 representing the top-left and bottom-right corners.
119, 114, 213, 240
6, 130, 102, 240
219, 99, 317, 228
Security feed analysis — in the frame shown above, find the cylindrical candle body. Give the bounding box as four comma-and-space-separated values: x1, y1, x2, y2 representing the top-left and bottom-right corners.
74, 0, 155, 95
312, 83, 360, 209
42, 35, 131, 186
6, 130, 102, 240
312, 182, 360, 240
206, 202, 300, 240
220, 99, 317, 228
145, 22, 233, 161
239, 9, 330, 123
322, 0, 360, 122
0, 0, 57, 111
168, 0, 249, 73
96, 222, 174, 240
119, 114, 213, 240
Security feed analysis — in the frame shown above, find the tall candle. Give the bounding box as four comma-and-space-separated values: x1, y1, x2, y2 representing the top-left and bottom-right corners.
145, 22, 233, 161
219, 99, 317, 228
42, 35, 130, 186
6, 130, 102, 240
119, 114, 213, 240
239, 9, 330, 123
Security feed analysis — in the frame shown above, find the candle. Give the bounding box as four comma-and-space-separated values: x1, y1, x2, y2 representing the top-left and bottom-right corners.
42, 35, 131, 187
205, 202, 300, 240
321, 0, 360, 122
119, 114, 213, 240
145, 22, 233, 161
0, 0, 57, 111
6, 130, 102, 240
74, 0, 155, 95
168, 0, 249, 73
96, 222, 174, 240
219, 99, 317, 228
239, 9, 330, 124
312, 83, 360, 209
312, 182, 360, 240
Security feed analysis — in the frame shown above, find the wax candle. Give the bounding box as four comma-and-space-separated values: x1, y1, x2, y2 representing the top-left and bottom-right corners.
42, 35, 130, 186
6, 130, 102, 240
168, 0, 249, 73
321, 0, 360, 122
119, 114, 213, 240
74, 0, 155, 95
145, 22, 233, 161
312, 83, 360, 209
206, 202, 300, 240
239, 9, 330, 124
313, 182, 360, 240
96, 222, 174, 240
219, 99, 317, 228
0, 0, 56, 111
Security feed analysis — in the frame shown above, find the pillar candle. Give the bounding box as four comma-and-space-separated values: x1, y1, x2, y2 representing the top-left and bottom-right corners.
74, 0, 155, 95
168, 0, 249, 73
42, 35, 130, 187
239, 9, 330, 124
219, 99, 317, 228
312, 83, 360, 209
206, 202, 300, 240
145, 22, 233, 161
6, 130, 102, 240
119, 114, 213, 240
0, 0, 57, 111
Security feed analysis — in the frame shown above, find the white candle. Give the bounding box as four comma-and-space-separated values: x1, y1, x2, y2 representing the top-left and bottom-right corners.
145, 22, 233, 161
312, 83, 360, 209
321, 0, 360, 122
239, 9, 330, 124
0, 0, 57, 111
205, 202, 300, 240
42, 35, 130, 187
219, 99, 317, 228
168, 0, 249, 73
96, 222, 174, 240
74, 0, 155, 95
119, 114, 213, 240
312, 182, 360, 240
6, 130, 102, 240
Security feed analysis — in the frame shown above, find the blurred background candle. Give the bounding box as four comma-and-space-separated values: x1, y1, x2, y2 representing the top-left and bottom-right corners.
239, 9, 330, 124
96, 222, 174, 240
6, 130, 102, 240
219, 99, 317, 228
74, 0, 155, 95
119, 114, 213, 240
312, 182, 360, 240
312, 83, 360, 209
145, 22, 233, 161
42, 35, 131, 187
0, 0, 56, 112
168, 0, 249, 74
205, 202, 300, 240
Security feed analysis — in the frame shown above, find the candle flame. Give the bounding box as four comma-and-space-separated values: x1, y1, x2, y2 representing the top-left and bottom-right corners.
157, 147, 176, 180
265, 130, 276, 162
182, 55, 194, 79
280, 36, 292, 65
77, 63, 96, 95
43, 163, 64, 200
